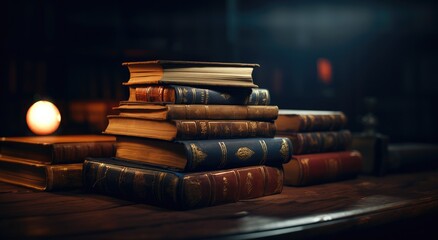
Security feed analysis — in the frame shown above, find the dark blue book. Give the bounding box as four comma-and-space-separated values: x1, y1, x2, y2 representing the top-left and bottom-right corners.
115, 136, 292, 172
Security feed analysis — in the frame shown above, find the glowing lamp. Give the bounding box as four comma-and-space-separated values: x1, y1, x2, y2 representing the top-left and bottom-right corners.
26, 100, 61, 135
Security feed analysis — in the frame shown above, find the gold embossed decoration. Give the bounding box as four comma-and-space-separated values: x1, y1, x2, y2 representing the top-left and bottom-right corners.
222, 177, 229, 197
236, 147, 255, 161
245, 172, 253, 194
183, 177, 202, 208
259, 140, 268, 164
190, 144, 207, 168
280, 138, 290, 161
182, 88, 189, 103
220, 93, 231, 100
199, 121, 208, 136
218, 142, 227, 168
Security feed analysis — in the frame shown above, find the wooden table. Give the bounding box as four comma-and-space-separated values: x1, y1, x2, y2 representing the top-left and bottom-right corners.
1, 170, 438, 239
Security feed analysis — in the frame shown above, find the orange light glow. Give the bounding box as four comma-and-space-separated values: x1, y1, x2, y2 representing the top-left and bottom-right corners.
26, 101, 61, 135
317, 58, 332, 84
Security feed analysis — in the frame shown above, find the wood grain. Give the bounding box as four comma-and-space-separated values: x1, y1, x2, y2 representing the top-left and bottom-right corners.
1, 170, 438, 239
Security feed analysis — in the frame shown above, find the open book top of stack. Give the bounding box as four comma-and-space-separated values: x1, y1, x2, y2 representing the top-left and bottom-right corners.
122, 60, 260, 88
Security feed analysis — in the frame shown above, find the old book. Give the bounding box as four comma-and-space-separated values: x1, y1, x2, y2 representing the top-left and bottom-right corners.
283, 150, 362, 186
122, 60, 259, 88
276, 109, 347, 133
104, 116, 276, 141
0, 155, 82, 191
386, 143, 438, 173
277, 130, 352, 155
129, 85, 270, 105
83, 157, 284, 210
351, 133, 389, 176
114, 102, 279, 121
0, 135, 116, 164
115, 136, 292, 172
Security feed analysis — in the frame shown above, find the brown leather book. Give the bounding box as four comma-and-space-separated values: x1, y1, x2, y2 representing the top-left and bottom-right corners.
283, 150, 363, 186
0, 135, 116, 164
83, 157, 284, 210
114, 102, 279, 121
0, 155, 82, 191
128, 85, 270, 105
104, 116, 276, 141
276, 109, 347, 133
277, 130, 352, 155
122, 60, 260, 88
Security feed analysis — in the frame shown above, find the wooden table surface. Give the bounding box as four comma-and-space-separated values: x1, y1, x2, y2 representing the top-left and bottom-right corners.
1, 170, 438, 239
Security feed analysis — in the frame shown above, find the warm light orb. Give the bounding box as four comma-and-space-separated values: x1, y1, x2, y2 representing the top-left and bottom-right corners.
26, 100, 61, 135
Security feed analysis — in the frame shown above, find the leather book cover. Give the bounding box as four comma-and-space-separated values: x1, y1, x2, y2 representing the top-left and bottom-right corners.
276, 109, 347, 133
133, 85, 270, 105
115, 136, 292, 172
83, 157, 283, 210
283, 150, 362, 186
115, 103, 279, 121
104, 116, 276, 141
278, 130, 352, 154
0, 135, 116, 164
0, 155, 82, 191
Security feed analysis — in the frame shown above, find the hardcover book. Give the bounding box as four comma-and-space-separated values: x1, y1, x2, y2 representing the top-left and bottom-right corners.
0, 135, 116, 164
104, 116, 276, 141
283, 150, 362, 186
275, 109, 347, 133
0, 155, 82, 191
129, 85, 270, 105
114, 103, 279, 121
277, 130, 352, 155
386, 143, 438, 173
122, 60, 260, 88
83, 157, 284, 210
114, 136, 292, 172
351, 133, 389, 176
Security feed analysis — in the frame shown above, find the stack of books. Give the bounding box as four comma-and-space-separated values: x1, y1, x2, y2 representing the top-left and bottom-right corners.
0, 135, 116, 191
83, 60, 293, 210
275, 110, 363, 186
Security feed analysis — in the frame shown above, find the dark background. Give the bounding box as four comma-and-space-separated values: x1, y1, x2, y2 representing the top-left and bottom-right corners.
1, 0, 437, 143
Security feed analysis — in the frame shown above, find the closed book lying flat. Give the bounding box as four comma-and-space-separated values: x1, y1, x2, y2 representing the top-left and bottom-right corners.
122, 60, 259, 88
0, 135, 116, 164
115, 136, 292, 172
114, 103, 279, 121
276, 109, 347, 133
129, 85, 270, 105
83, 157, 284, 210
283, 150, 362, 186
104, 116, 276, 141
0, 155, 82, 191
387, 143, 438, 173
277, 130, 352, 155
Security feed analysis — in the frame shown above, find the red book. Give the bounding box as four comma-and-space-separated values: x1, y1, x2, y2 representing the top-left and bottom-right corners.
283, 150, 362, 186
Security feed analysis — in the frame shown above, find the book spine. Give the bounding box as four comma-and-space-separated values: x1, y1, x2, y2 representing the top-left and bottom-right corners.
175, 120, 276, 140
167, 105, 279, 120
133, 86, 270, 105
295, 114, 347, 132
83, 159, 283, 209
283, 151, 362, 186
45, 164, 83, 191
181, 137, 292, 171
284, 130, 352, 155
51, 142, 116, 164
